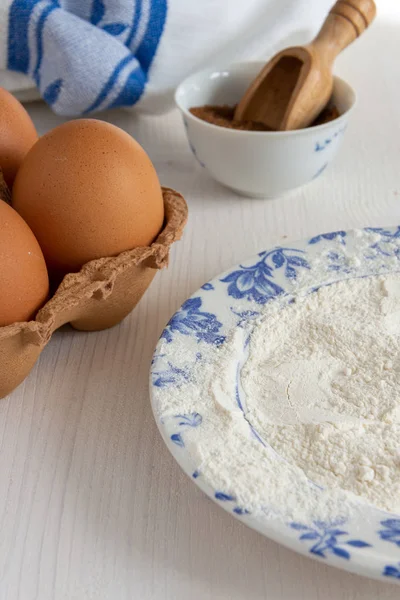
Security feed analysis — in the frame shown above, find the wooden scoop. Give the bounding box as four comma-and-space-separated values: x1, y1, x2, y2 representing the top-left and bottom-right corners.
234, 0, 376, 131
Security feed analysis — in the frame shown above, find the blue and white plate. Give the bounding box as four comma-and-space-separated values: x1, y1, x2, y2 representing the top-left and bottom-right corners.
150, 227, 400, 584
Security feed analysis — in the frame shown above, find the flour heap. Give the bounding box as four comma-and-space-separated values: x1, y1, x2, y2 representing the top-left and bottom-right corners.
155, 243, 400, 519
241, 273, 400, 513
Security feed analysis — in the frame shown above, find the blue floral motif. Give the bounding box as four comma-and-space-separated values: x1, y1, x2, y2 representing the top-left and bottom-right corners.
152, 361, 192, 388
383, 563, 400, 579
220, 248, 310, 305
309, 231, 347, 245
183, 118, 205, 167
315, 125, 347, 152
365, 226, 400, 240
189, 140, 205, 167
201, 283, 214, 291
315, 139, 331, 152
290, 520, 371, 559
312, 162, 328, 180
364, 227, 400, 259
170, 412, 203, 447
171, 433, 184, 447
378, 519, 400, 547
161, 297, 225, 345
325, 251, 352, 274
175, 413, 202, 428
214, 491, 250, 515
151, 352, 165, 366
215, 492, 236, 501
233, 507, 250, 515
230, 308, 260, 328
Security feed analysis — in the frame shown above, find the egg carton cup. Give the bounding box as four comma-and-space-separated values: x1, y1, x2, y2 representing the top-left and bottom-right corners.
0, 187, 188, 398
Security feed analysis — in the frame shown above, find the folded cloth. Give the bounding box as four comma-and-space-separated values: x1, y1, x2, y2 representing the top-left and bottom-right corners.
0, 0, 333, 116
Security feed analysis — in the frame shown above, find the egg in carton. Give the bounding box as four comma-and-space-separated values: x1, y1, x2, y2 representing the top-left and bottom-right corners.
0, 180, 188, 399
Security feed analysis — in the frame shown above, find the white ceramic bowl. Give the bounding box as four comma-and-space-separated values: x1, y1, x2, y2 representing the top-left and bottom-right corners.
175, 62, 356, 198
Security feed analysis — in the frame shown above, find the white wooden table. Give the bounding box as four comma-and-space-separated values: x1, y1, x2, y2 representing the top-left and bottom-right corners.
2, 6, 400, 599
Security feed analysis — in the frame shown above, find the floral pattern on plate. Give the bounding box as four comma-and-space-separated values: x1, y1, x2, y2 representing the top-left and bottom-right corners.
150, 227, 400, 584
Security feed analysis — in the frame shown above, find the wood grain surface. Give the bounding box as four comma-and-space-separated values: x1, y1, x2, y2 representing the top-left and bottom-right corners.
1, 5, 400, 599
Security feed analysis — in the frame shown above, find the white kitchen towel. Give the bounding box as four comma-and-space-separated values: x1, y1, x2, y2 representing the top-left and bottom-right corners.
0, 0, 333, 116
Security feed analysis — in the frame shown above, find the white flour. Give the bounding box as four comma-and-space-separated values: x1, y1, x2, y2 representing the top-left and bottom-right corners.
154, 232, 400, 521
241, 274, 400, 513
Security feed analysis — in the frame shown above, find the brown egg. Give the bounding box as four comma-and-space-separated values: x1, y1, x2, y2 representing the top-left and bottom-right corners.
0, 88, 38, 187
13, 119, 164, 279
0, 200, 49, 326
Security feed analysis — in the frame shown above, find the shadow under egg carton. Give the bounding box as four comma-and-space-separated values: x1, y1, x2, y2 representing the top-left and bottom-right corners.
0, 187, 188, 398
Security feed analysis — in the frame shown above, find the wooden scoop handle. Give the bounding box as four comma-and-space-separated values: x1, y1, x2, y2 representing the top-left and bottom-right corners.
313, 0, 376, 60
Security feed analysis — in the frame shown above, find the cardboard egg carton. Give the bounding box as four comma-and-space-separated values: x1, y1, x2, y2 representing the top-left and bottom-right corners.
0, 186, 188, 398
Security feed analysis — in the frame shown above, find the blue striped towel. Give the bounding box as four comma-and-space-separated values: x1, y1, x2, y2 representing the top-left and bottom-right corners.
0, 0, 333, 116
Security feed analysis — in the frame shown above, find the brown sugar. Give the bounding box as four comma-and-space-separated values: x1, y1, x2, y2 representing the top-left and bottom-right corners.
311, 105, 340, 126
190, 105, 272, 131
189, 104, 340, 131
